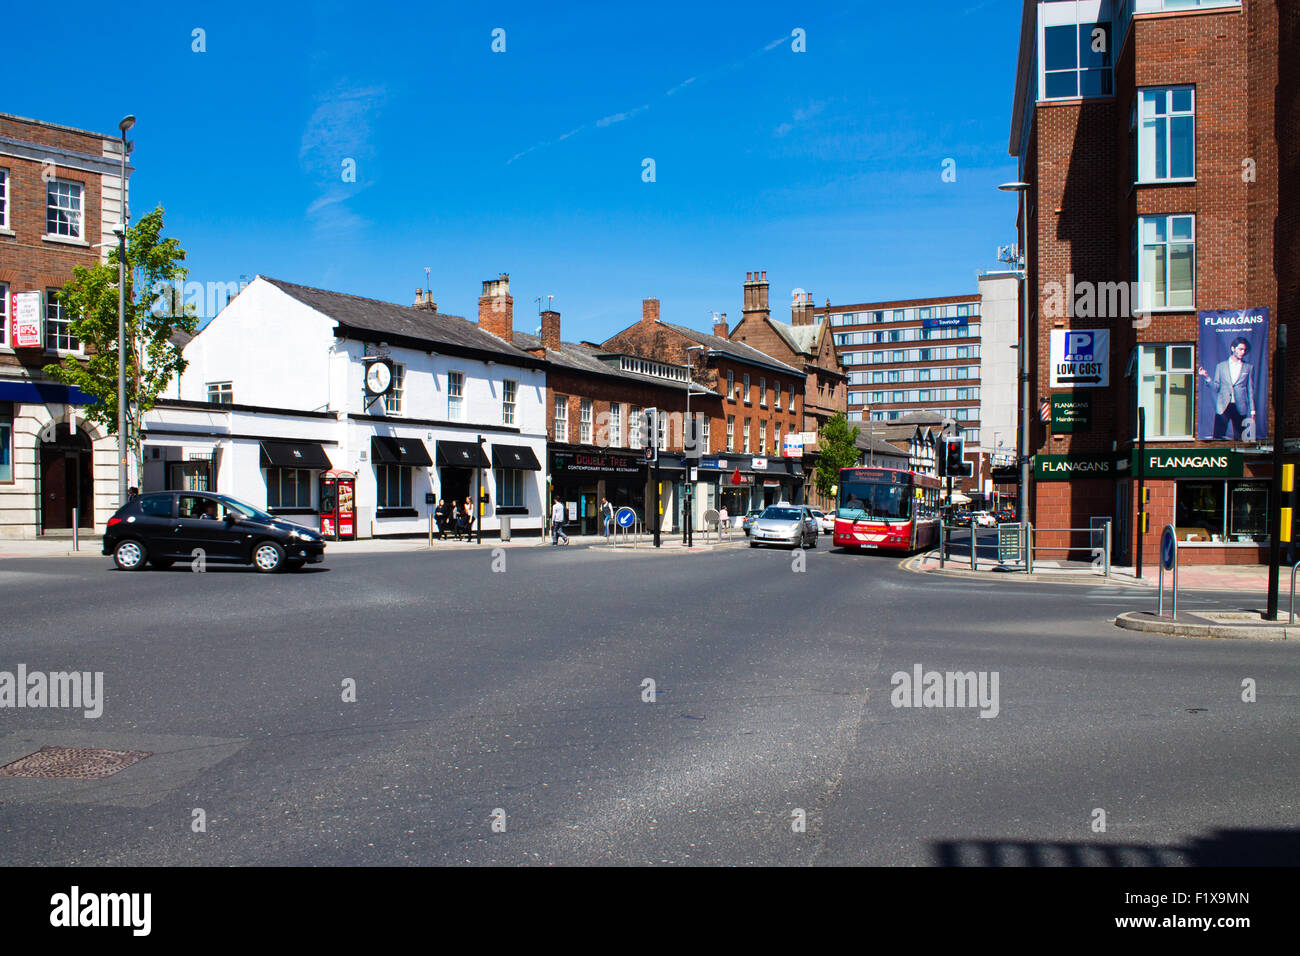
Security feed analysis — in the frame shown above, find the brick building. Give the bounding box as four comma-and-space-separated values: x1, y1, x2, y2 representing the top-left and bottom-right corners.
1009, 0, 1294, 568
601, 297, 807, 519
727, 270, 847, 509
0, 113, 130, 538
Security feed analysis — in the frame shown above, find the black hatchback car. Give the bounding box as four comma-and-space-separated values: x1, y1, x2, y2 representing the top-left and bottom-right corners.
104, 491, 326, 572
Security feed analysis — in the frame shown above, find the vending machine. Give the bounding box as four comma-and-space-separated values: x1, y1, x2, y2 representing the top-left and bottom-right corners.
319, 470, 356, 540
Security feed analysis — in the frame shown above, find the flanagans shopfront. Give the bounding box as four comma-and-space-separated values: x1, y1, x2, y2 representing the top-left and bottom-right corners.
1034, 448, 1277, 567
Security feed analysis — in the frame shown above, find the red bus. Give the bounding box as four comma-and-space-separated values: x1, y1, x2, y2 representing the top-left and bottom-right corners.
833, 466, 942, 554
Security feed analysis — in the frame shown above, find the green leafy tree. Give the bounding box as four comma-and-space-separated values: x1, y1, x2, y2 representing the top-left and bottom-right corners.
814, 412, 861, 501
44, 206, 195, 486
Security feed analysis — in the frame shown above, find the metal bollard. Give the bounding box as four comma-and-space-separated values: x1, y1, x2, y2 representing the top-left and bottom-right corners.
939, 523, 946, 569
72, 508, 79, 552
970, 526, 977, 571
1289, 561, 1299, 624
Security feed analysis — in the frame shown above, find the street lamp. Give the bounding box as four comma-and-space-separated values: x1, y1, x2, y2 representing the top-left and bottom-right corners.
116, 114, 135, 508
684, 345, 705, 545
998, 180, 1031, 523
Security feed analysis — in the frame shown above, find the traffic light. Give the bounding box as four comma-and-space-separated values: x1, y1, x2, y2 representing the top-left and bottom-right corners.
941, 437, 968, 478
684, 413, 702, 463
642, 408, 658, 463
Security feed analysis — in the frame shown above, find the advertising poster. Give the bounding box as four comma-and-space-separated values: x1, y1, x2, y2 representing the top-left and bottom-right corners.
1196, 308, 1269, 441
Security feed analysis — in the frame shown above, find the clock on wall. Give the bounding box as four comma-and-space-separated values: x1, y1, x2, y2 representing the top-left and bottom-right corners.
364, 359, 394, 397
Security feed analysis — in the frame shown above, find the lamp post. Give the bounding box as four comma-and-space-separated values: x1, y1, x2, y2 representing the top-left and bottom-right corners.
999, 181, 1032, 523
684, 345, 704, 546
116, 115, 135, 508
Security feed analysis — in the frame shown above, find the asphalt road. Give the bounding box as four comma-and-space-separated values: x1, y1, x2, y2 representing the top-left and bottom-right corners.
0, 541, 1295, 866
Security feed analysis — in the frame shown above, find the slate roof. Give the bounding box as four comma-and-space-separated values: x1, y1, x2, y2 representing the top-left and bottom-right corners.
261, 277, 541, 365
513, 332, 720, 396
854, 433, 911, 458
657, 321, 804, 376
768, 319, 822, 357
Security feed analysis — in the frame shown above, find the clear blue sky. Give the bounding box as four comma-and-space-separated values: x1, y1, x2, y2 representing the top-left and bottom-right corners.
8, 0, 1023, 341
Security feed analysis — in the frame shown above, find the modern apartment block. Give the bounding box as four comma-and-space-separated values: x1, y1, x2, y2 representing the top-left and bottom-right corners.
0, 113, 131, 538
816, 272, 1020, 502
1009, 0, 1295, 567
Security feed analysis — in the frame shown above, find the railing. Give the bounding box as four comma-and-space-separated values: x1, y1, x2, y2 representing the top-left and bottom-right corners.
938, 521, 1111, 576
1290, 561, 1300, 625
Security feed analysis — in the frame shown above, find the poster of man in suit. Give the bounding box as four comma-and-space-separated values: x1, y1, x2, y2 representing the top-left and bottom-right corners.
1196, 308, 1269, 441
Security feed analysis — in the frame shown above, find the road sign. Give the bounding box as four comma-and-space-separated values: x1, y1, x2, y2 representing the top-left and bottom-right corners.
616, 506, 636, 528
1161, 526, 1177, 571
998, 523, 1025, 564
1050, 329, 1110, 388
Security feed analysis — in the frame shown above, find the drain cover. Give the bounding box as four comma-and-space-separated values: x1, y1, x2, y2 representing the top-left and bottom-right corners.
0, 746, 152, 780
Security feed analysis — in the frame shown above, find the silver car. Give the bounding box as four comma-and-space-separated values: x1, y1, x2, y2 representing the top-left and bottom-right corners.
748, 505, 818, 549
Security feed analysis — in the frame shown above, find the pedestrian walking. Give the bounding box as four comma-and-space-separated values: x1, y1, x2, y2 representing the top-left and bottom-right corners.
551, 499, 569, 545
601, 497, 614, 540
718, 505, 729, 538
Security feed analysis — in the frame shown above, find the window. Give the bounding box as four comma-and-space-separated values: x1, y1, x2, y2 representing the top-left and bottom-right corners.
376, 464, 412, 508
789, 385, 797, 414
743, 419, 751, 453
447, 370, 465, 421
1044, 21, 1112, 99
502, 379, 517, 426
45, 290, 78, 351
609, 402, 622, 447
726, 415, 735, 452
46, 180, 84, 238
743, 374, 751, 404
1136, 344, 1195, 438
0, 402, 11, 482
774, 422, 782, 454
629, 405, 642, 449
759, 421, 767, 454
1133, 87, 1195, 182
384, 363, 405, 415
1176, 480, 1268, 544
580, 398, 593, 444
266, 467, 313, 508
775, 384, 782, 411
0, 282, 7, 347
701, 416, 710, 452
656, 411, 666, 450
759, 378, 767, 407
495, 469, 525, 509
554, 395, 569, 442
207, 382, 233, 404
1135, 215, 1195, 310
727, 369, 735, 401
0, 169, 8, 229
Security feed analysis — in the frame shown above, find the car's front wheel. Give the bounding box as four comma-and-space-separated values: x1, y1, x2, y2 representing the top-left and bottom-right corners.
113, 539, 147, 571
252, 541, 286, 573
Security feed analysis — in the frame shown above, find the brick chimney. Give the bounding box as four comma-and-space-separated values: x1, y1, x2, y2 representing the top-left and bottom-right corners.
413, 288, 438, 312
477, 273, 513, 341
713, 312, 729, 338
743, 270, 770, 322
791, 291, 814, 327
642, 297, 660, 324
540, 310, 561, 352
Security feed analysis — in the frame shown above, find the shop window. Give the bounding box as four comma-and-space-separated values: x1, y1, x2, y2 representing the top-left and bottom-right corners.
267, 467, 313, 509
1175, 480, 1268, 544
376, 464, 412, 509
495, 468, 525, 509
0, 402, 11, 482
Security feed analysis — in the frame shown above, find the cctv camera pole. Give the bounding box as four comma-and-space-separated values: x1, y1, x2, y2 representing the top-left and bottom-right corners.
1136, 407, 1146, 580
1267, 326, 1287, 620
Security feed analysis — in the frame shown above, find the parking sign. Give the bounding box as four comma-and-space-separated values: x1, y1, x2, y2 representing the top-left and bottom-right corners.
1050, 329, 1109, 388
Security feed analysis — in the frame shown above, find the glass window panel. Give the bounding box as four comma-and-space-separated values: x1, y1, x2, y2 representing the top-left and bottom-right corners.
1169, 116, 1194, 177
1171, 216, 1193, 240
1046, 71, 1078, 98
1176, 481, 1224, 542
1169, 243, 1195, 306
1045, 25, 1077, 70
1229, 483, 1268, 537
1171, 88, 1193, 112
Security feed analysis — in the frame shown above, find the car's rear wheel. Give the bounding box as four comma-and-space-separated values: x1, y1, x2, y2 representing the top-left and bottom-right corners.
252, 541, 285, 573
114, 539, 147, 571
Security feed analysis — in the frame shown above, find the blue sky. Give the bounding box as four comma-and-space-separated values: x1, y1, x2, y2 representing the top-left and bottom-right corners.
8, 0, 1023, 342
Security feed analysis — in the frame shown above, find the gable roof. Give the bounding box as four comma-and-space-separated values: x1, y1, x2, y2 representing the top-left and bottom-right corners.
512, 332, 720, 395
656, 321, 804, 377
768, 318, 822, 356
260, 277, 543, 367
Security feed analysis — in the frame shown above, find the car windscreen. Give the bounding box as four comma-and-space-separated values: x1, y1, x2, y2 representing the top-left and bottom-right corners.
216, 495, 275, 524
838, 481, 910, 520
761, 508, 802, 521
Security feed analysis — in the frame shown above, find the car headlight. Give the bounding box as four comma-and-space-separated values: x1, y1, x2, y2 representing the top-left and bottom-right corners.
289, 529, 317, 542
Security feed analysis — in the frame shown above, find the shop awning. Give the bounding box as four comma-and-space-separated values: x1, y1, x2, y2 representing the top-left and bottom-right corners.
0, 380, 97, 405
490, 443, 542, 470
435, 439, 489, 468
372, 435, 433, 466
259, 440, 333, 470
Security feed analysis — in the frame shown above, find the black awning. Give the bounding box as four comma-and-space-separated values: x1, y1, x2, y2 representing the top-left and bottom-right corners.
490, 443, 542, 471
435, 439, 490, 469
371, 435, 433, 466
259, 440, 333, 470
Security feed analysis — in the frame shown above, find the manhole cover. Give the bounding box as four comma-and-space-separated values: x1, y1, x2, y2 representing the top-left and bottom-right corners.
0, 746, 152, 780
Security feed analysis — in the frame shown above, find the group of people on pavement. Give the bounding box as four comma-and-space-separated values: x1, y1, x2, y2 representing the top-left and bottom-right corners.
434, 496, 475, 540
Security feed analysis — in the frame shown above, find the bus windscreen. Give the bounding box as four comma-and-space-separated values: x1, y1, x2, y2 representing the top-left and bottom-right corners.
839, 479, 910, 520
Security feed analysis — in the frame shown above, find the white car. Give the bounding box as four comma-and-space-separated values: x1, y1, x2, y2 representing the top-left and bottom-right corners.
971, 511, 998, 528
810, 509, 835, 533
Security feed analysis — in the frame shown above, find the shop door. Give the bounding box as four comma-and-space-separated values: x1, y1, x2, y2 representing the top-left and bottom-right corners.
40, 426, 93, 531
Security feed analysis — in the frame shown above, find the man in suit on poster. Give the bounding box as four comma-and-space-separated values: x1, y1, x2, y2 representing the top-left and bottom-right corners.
1198, 336, 1257, 440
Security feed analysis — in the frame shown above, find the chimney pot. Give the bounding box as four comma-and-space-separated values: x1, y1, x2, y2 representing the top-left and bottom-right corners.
540, 310, 561, 352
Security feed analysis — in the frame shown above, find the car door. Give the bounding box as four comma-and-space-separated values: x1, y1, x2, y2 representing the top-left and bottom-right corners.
132, 493, 178, 556
176, 494, 242, 561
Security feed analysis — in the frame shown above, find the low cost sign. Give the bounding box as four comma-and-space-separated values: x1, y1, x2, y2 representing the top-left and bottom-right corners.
1050, 329, 1109, 388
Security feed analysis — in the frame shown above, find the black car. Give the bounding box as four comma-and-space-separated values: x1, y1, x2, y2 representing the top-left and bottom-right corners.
103, 491, 326, 572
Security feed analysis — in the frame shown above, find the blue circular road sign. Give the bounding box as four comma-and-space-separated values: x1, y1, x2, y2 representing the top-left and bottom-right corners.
1160, 526, 1176, 571
616, 507, 636, 528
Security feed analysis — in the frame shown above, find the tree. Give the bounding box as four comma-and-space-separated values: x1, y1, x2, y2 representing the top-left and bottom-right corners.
814, 412, 860, 501
44, 206, 195, 487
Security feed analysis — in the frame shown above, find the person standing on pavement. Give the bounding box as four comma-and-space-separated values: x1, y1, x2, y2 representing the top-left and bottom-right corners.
718, 505, 729, 537
601, 497, 614, 539
551, 498, 569, 545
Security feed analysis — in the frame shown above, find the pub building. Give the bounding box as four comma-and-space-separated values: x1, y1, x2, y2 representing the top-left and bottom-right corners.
513, 309, 722, 535
146, 275, 548, 538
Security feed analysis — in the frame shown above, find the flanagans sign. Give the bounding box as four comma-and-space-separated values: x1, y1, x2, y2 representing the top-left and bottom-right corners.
1034, 454, 1119, 480
1132, 449, 1243, 478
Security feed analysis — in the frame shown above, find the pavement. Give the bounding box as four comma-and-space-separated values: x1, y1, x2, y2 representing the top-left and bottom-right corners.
0, 544, 1296, 866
